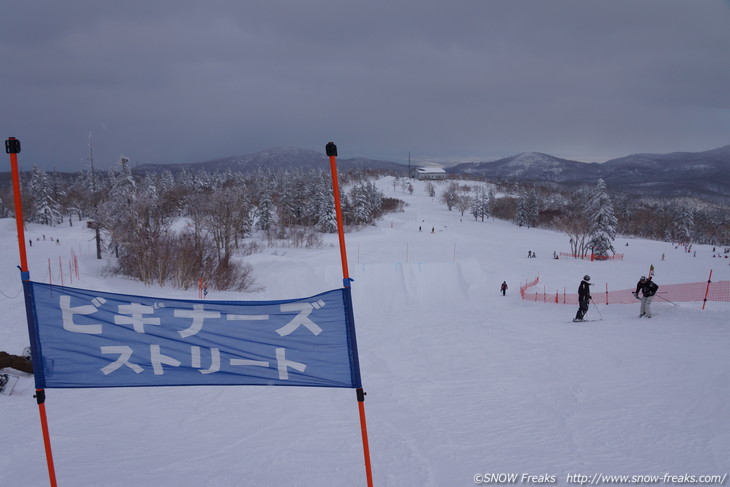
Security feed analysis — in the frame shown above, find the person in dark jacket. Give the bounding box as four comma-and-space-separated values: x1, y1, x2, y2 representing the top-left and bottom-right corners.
633, 275, 659, 318
573, 275, 592, 322
500, 281, 508, 296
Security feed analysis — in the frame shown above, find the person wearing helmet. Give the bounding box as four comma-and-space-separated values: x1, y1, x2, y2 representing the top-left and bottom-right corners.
573, 275, 592, 322
633, 275, 659, 318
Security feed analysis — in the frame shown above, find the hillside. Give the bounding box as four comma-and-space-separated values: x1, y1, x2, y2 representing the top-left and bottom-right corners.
128, 144, 730, 201
133, 146, 408, 176
1, 176, 729, 486
448, 145, 730, 200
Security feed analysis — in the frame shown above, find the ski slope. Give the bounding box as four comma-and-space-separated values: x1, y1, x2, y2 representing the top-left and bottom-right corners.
1, 177, 728, 486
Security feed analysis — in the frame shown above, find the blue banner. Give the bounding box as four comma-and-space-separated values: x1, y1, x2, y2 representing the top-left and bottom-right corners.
27, 282, 362, 389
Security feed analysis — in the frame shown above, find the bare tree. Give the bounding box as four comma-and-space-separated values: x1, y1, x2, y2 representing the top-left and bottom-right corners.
88, 131, 103, 259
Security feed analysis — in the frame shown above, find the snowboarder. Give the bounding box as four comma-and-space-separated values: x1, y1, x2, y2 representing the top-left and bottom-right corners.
500, 281, 508, 296
573, 275, 592, 322
633, 276, 658, 318
0, 351, 33, 374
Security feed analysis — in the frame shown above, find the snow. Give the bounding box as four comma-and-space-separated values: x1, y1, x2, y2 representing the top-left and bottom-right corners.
1, 176, 729, 486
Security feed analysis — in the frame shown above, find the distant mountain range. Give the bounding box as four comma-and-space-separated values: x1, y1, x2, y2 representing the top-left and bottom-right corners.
135, 147, 408, 176
135, 145, 730, 201
448, 145, 730, 200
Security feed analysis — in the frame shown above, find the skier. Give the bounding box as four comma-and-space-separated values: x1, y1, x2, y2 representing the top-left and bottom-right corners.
573, 275, 592, 322
633, 276, 658, 318
500, 281, 508, 296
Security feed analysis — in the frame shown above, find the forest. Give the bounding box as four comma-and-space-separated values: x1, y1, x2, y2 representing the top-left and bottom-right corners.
1, 158, 727, 291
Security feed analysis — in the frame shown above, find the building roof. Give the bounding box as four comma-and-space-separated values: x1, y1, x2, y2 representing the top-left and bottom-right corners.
415, 167, 446, 174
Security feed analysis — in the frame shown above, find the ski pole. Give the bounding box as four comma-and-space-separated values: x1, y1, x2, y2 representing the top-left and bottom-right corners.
590, 298, 603, 320
654, 294, 679, 306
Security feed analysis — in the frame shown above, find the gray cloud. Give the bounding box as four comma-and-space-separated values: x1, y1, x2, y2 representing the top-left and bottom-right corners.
2, 0, 729, 171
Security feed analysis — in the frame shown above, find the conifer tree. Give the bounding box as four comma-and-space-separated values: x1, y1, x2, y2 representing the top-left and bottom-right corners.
673, 203, 695, 242
29, 165, 61, 226
587, 178, 618, 258
513, 185, 529, 227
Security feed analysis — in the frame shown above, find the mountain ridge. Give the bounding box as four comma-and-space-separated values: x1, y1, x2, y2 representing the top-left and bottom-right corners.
133, 145, 730, 200
447, 145, 730, 199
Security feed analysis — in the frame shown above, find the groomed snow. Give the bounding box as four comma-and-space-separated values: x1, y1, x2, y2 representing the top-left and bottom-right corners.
1, 176, 728, 486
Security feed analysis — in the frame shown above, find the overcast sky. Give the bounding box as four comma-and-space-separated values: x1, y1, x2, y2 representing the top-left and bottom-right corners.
2, 0, 730, 172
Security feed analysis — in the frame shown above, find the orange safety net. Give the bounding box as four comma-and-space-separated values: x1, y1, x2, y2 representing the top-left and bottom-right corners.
558, 252, 624, 260
522, 278, 730, 306
520, 275, 540, 299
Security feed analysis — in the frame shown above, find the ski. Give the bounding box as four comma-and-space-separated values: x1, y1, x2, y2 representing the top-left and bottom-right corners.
0, 373, 20, 396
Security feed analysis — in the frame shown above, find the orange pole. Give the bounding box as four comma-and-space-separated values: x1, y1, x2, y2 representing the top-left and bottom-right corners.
357, 392, 374, 487
37, 394, 58, 487
8, 139, 28, 271
326, 142, 374, 487
702, 269, 713, 310
7, 138, 59, 487
327, 143, 350, 281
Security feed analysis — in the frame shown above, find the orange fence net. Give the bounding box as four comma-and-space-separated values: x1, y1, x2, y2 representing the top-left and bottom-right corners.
521, 276, 730, 306
558, 252, 624, 260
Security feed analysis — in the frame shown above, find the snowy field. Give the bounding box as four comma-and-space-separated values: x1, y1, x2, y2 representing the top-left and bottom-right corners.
1, 176, 729, 487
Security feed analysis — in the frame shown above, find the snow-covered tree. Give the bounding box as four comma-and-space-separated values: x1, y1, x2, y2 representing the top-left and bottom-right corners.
440, 182, 460, 211
587, 179, 618, 258
526, 188, 540, 227
350, 182, 372, 225
99, 155, 138, 257
313, 177, 337, 233
673, 203, 695, 242
425, 181, 436, 198
470, 186, 492, 222
513, 186, 529, 227
256, 181, 277, 232
28, 165, 61, 226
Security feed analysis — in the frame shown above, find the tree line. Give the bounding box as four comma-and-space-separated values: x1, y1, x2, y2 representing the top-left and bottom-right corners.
434, 176, 730, 251
0, 158, 396, 291
1, 163, 726, 289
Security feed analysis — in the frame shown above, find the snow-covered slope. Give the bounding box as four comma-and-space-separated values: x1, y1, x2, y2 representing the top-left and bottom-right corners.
1, 177, 728, 486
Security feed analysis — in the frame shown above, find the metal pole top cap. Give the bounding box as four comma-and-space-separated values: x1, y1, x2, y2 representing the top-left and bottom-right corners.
5, 137, 21, 154
325, 142, 337, 157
